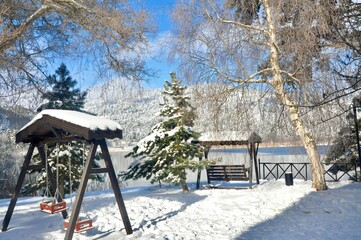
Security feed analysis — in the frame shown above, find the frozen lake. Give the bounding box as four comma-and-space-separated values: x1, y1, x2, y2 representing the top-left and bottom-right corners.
106, 145, 332, 188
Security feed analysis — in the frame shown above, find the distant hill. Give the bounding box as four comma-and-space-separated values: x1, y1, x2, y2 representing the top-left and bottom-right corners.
84, 78, 347, 147
0, 77, 347, 146
0, 107, 31, 131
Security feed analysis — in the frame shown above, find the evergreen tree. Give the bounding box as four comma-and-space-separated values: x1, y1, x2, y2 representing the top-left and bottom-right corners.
325, 96, 361, 176
37, 63, 86, 112
22, 63, 102, 197
121, 73, 211, 192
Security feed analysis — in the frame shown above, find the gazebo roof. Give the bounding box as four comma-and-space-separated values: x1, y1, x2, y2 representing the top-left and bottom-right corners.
16, 109, 122, 143
194, 131, 262, 146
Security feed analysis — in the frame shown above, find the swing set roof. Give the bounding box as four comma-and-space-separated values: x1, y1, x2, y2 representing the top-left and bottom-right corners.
16, 109, 122, 143
194, 131, 262, 146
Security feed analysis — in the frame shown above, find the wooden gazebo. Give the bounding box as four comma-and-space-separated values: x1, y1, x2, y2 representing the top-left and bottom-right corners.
1, 110, 132, 239
194, 132, 262, 189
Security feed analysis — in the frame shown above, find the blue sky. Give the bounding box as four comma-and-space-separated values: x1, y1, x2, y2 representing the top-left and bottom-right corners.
46, 1, 177, 90
142, 0, 177, 89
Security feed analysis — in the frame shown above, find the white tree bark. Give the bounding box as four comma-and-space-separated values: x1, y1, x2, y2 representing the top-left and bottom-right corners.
263, 0, 327, 190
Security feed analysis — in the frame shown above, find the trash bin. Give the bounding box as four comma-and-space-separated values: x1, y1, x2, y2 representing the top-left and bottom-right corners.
285, 172, 293, 186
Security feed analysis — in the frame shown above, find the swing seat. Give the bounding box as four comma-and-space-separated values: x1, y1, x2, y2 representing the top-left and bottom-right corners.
64, 216, 94, 232
40, 200, 67, 214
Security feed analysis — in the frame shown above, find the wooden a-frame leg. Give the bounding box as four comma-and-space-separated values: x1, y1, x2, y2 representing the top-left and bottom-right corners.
100, 139, 133, 235
1, 143, 35, 232
65, 140, 133, 240
64, 142, 97, 240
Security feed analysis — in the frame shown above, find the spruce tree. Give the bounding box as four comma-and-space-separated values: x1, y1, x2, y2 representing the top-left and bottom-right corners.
121, 73, 211, 191
22, 63, 102, 197
37, 63, 86, 112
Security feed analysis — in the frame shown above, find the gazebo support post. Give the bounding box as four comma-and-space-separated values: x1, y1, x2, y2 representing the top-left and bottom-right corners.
248, 143, 254, 189
253, 142, 260, 185
1, 143, 35, 232
196, 146, 210, 190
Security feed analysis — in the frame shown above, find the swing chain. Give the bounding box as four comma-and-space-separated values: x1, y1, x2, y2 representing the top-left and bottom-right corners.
54, 142, 64, 201
56, 143, 59, 190
68, 142, 72, 206
43, 144, 51, 198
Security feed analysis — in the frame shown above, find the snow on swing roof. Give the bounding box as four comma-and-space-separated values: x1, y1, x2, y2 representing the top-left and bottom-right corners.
195, 131, 262, 145
16, 109, 123, 143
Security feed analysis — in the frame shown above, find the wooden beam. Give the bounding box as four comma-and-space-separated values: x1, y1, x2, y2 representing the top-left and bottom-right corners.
2, 143, 35, 231
99, 139, 133, 235
89, 167, 109, 174
194, 140, 249, 146
26, 164, 45, 170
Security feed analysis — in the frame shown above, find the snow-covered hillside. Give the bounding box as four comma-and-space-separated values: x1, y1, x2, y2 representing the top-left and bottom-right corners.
85, 80, 163, 147
0, 107, 30, 131
84, 78, 347, 146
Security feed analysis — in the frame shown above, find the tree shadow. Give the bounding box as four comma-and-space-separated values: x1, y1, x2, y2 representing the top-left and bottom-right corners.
132, 185, 207, 232
236, 183, 361, 240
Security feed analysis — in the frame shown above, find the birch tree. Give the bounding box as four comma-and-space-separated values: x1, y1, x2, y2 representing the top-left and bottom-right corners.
171, 0, 349, 191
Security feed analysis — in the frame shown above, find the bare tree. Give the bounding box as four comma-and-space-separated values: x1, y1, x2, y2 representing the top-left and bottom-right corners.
0, 0, 154, 109
170, 0, 354, 190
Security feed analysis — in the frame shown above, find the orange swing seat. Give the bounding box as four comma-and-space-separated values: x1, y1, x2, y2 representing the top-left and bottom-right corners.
64, 215, 93, 232
40, 199, 67, 214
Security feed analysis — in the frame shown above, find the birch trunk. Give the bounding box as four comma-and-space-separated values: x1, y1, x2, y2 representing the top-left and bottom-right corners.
264, 0, 327, 191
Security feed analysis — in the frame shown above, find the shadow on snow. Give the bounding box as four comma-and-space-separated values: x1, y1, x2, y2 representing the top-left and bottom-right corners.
236, 182, 361, 240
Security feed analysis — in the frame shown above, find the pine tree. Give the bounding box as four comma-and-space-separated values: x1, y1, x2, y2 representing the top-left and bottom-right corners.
37, 63, 86, 112
121, 73, 211, 192
22, 63, 102, 197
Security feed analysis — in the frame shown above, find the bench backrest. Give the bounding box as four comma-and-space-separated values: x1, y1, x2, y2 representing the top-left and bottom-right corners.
206, 164, 249, 182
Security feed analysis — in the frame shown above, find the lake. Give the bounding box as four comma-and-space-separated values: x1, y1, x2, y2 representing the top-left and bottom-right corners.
105, 145, 332, 188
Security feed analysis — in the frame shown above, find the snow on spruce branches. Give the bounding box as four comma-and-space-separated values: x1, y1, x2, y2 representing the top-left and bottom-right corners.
121, 73, 212, 191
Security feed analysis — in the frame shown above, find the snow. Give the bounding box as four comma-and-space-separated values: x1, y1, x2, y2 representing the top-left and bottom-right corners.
20, 110, 122, 132
1, 180, 360, 240
199, 131, 251, 142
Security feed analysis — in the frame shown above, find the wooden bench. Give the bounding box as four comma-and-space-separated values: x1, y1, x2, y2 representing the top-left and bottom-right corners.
206, 164, 249, 184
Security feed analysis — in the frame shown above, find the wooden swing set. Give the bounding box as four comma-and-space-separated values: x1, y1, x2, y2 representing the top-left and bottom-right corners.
194, 132, 262, 189
1, 110, 133, 240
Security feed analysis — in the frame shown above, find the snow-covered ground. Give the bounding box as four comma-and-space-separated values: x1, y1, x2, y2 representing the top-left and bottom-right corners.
1, 180, 360, 240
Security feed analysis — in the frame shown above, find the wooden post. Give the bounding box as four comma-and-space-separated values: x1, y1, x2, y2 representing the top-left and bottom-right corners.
248, 143, 253, 189
2, 143, 35, 231
253, 142, 260, 185
196, 146, 210, 190
64, 142, 97, 240
99, 139, 133, 235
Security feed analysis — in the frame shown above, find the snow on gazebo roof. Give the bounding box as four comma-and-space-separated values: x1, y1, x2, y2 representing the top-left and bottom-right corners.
195, 131, 262, 146
16, 109, 122, 143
